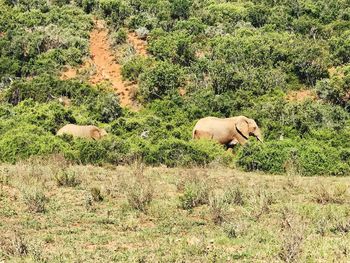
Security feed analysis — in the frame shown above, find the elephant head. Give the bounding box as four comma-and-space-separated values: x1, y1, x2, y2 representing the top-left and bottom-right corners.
91, 128, 108, 140
235, 117, 263, 143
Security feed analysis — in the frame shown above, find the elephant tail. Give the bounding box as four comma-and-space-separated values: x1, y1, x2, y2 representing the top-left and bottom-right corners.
192, 129, 198, 139
193, 129, 213, 140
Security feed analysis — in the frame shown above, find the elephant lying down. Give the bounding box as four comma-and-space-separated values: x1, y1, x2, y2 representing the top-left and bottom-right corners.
192, 116, 263, 147
57, 124, 107, 140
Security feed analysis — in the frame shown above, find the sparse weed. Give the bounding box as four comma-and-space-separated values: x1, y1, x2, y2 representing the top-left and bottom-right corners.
278, 208, 304, 263
90, 187, 104, 202
84, 193, 95, 212
223, 222, 238, 239
330, 219, 350, 234
315, 217, 328, 236
0, 166, 10, 185
279, 230, 304, 263
209, 193, 227, 225
22, 187, 48, 213
312, 183, 348, 204
250, 189, 274, 221
7, 233, 29, 257
54, 169, 81, 187
223, 186, 245, 206
29, 241, 47, 263
179, 177, 209, 210
125, 163, 154, 213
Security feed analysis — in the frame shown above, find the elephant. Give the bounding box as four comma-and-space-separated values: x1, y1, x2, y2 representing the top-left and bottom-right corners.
57, 124, 107, 140
192, 116, 262, 147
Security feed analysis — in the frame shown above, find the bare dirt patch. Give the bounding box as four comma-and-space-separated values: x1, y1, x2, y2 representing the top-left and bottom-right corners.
89, 20, 135, 107
60, 20, 148, 109
286, 89, 317, 102
60, 67, 78, 80
127, 32, 148, 56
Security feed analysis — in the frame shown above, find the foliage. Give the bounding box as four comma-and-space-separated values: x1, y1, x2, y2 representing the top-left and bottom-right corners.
111, 27, 127, 45
0, 0, 349, 176
237, 139, 350, 176
121, 55, 154, 81
179, 177, 209, 210
0, 124, 64, 163
316, 66, 350, 110
148, 30, 195, 66
138, 61, 184, 101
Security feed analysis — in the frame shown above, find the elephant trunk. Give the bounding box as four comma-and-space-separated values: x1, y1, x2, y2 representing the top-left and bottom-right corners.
255, 129, 263, 143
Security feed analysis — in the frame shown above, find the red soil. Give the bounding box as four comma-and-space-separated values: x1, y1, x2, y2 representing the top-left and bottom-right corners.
89, 20, 134, 107
60, 20, 148, 109
127, 32, 148, 56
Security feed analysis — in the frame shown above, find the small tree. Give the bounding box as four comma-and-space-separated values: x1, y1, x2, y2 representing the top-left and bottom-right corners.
139, 61, 184, 101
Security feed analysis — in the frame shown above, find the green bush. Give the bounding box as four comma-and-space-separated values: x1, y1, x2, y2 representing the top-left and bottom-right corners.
0, 4, 92, 78
330, 30, 350, 65
170, 0, 192, 20
0, 125, 64, 163
87, 93, 122, 123
73, 139, 108, 165
121, 56, 154, 82
4, 75, 99, 105
99, 0, 131, 28
179, 177, 209, 210
145, 138, 232, 167
12, 100, 75, 133
237, 140, 350, 176
111, 28, 127, 45
148, 30, 195, 66
77, 0, 97, 13
316, 66, 350, 110
139, 61, 184, 101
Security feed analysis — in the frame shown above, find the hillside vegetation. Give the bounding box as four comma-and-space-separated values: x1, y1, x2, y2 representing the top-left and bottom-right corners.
0, 0, 349, 175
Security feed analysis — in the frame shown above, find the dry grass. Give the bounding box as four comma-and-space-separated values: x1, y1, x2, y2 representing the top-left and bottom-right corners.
1, 160, 350, 262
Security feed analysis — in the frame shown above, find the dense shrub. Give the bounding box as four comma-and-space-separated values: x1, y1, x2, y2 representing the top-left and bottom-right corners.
3, 76, 122, 122
87, 93, 122, 123
148, 30, 195, 66
237, 140, 350, 176
111, 28, 127, 45
139, 61, 184, 101
0, 0, 349, 177
145, 138, 232, 167
330, 30, 350, 65
316, 66, 350, 110
11, 100, 75, 133
99, 0, 131, 28
0, 4, 92, 78
121, 56, 154, 82
0, 125, 64, 163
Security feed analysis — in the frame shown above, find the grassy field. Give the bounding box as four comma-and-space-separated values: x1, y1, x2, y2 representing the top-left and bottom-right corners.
0, 158, 350, 262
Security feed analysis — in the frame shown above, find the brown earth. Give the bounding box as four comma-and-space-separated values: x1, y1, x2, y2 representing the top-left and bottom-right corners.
61, 20, 148, 109
286, 89, 317, 102
127, 32, 148, 56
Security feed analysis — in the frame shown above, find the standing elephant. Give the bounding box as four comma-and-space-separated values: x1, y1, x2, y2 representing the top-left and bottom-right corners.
192, 116, 262, 147
57, 124, 107, 140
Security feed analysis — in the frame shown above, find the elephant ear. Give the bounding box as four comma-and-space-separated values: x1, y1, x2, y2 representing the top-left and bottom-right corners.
236, 120, 249, 140
90, 129, 100, 140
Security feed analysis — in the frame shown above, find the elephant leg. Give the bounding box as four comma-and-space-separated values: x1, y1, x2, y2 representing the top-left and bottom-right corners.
235, 134, 248, 145
226, 138, 239, 148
